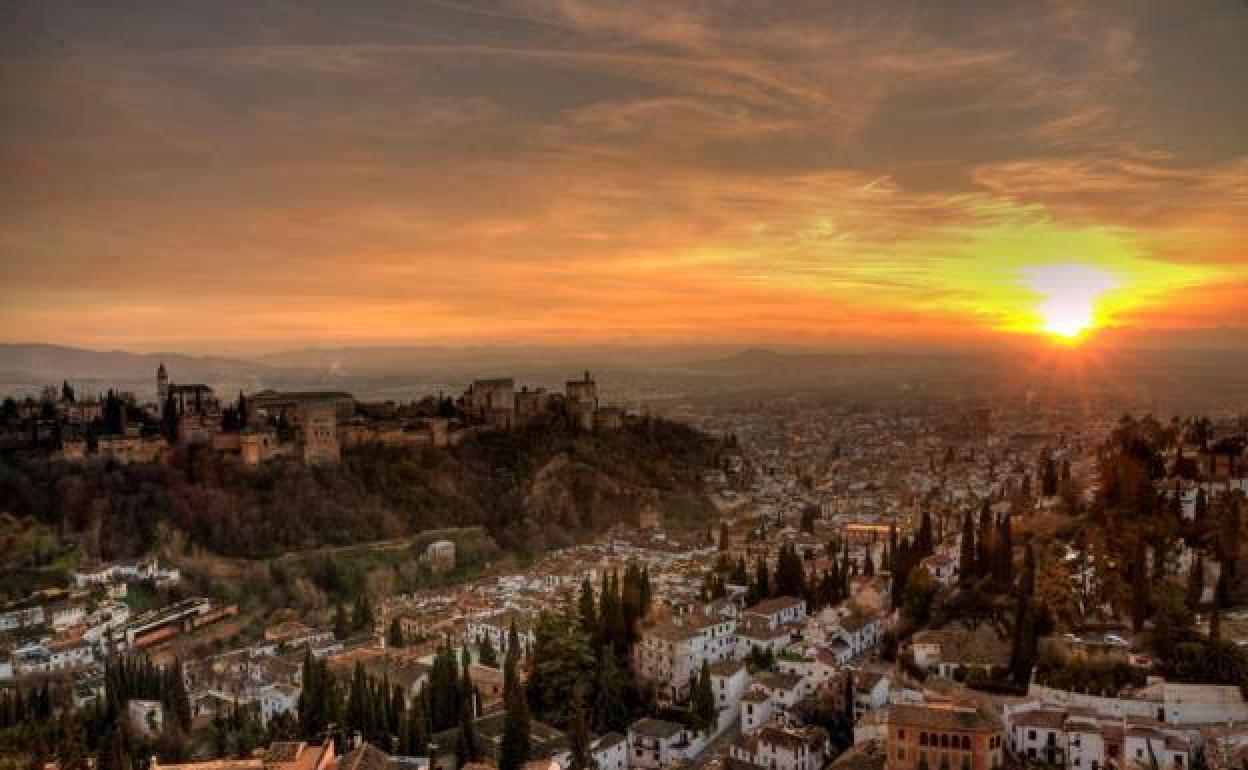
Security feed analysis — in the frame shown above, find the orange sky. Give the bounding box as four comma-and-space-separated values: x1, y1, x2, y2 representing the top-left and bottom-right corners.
1, 1, 1246, 353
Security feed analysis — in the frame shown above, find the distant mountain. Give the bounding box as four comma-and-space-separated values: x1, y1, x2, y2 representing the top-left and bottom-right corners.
0, 344, 275, 380
0, 344, 300, 399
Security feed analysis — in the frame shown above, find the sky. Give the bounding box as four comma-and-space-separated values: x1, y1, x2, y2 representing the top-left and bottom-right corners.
1, 0, 1247, 354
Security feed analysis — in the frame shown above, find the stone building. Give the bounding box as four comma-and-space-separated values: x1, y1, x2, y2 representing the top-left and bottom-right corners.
885, 702, 1003, 770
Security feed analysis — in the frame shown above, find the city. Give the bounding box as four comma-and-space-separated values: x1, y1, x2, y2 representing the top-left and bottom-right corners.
2, 361, 1247, 770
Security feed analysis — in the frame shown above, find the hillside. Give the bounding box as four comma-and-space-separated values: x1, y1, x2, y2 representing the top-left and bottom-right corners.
0, 414, 722, 562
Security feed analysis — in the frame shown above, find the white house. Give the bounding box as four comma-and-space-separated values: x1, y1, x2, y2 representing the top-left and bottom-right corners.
731, 726, 830, 770
627, 718, 699, 770
711, 659, 750, 730
591, 733, 628, 770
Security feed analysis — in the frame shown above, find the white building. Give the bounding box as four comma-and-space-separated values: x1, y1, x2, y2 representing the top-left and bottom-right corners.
634, 613, 737, 702
591, 733, 628, 770
627, 718, 699, 770
730, 726, 829, 770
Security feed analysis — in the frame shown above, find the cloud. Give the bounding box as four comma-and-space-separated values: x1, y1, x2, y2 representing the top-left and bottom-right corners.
0, 0, 1246, 351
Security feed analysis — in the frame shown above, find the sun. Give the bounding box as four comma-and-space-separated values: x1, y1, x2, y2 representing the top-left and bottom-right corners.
1021, 263, 1119, 343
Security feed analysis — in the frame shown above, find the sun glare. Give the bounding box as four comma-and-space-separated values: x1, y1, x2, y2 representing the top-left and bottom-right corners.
1021, 263, 1119, 343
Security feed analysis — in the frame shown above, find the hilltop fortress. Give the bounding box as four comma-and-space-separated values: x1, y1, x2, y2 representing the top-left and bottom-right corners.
44, 366, 623, 468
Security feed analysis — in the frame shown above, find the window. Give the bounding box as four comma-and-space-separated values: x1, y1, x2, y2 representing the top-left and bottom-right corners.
1028, 730, 1037, 741
921, 734, 929, 747
961, 737, 970, 751
898, 750, 905, 760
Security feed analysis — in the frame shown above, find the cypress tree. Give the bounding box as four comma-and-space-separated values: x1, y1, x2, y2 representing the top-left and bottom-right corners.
994, 514, 1013, 583
958, 510, 976, 585
500, 636, 531, 770
1187, 555, 1205, 611
401, 690, 429, 756
387, 618, 405, 648
567, 683, 593, 770
333, 601, 349, 641
455, 667, 479, 766
578, 577, 597, 636
1009, 543, 1037, 685
976, 501, 994, 576
754, 555, 770, 601
692, 660, 716, 731
479, 634, 499, 667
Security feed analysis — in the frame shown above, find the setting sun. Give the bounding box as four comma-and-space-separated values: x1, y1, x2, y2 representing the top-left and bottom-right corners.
1022, 263, 1119, 342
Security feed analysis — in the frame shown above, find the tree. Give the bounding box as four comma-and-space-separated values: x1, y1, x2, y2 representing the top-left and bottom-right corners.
455, 669, 480, 766
752, 555, 771, 602
958, 510, 976, 585
691, 660, 716, 731
1041, 452, 1058, 497
801, 505, 818, 534
1009, 543, 1037, 685
567, 683, 595, 770
901, 568, 937, 626
774, 543, 806, 599
479, 634, 499, 667
401, 691, 429, 756
352, 594, 374, 634
579, 577, 597, 636
593, 648, 628, 732
1187, 555, 1205, 611
333, 601, 349, 641
976, 502, 994, 577
994, 514, 1013, 583
387, 618, 405, 648
61, 380, 75, 403
500, 638, 531, 770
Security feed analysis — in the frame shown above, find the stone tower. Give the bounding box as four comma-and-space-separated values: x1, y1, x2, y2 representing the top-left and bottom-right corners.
157, 362, 169, 414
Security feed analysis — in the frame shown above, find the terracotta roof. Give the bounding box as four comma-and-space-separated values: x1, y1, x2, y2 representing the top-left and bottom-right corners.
890, 703, 1000, 732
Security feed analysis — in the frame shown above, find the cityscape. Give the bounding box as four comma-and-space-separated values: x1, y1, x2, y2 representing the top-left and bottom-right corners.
2, 3, 1248, 770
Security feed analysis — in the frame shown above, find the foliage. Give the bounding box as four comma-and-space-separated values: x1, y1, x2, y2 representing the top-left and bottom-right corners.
0, 415, 719, 560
